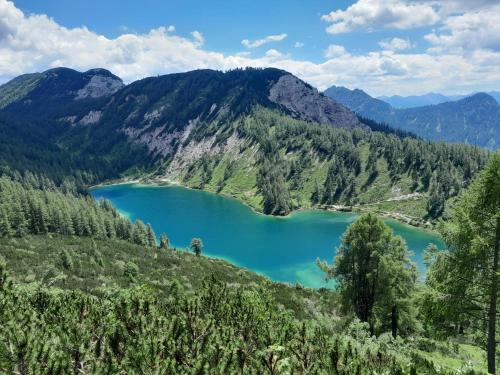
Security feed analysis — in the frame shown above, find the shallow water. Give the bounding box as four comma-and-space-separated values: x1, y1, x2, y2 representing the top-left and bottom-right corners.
91, 183, 443, 288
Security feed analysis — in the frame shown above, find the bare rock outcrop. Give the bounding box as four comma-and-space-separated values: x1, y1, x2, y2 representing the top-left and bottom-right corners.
76, 73, 124, 100
269, 74, 363, 129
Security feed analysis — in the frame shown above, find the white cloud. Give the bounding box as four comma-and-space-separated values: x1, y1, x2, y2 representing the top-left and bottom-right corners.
321, 0, 439, 34
324, 44, 348, 58
0, 0, 500, 96
265, 49, 283, 59
166, 25, 175, 33
378, 37, 412, 51
241, 33, 287, 48
425, 5, 500, 54
190, 30, 204, 46
294, 42, 304, 48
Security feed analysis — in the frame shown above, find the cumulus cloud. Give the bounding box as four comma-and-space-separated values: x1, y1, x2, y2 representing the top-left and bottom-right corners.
425, 4, 500, 53
0, 0, 500, 96
378, 37, 412, 51
264, 49, 283, 59
324, 44, 349, 58
241, 33, 287, 48
321, 0, 439, 34
190, 30, 204, 46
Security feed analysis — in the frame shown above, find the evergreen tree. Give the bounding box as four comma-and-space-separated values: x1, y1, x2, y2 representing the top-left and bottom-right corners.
318, 213, 417, 334
425, 154, 500, 374
146, 224, 156, 248
0, 208, 12, 237
190, 238, 203, 256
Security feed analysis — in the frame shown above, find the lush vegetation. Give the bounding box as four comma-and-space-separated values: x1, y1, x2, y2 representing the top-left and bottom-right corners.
1, 258, 488, 374
0, 67, 497, 373
420, 154, 500, 374
174, 108, 489, 220
0, 158, 498, 373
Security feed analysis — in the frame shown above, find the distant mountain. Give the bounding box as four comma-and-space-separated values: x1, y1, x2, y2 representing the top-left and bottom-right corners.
325, 86, 500, 149
378, 91, 500, 108
378, 93, 451, 108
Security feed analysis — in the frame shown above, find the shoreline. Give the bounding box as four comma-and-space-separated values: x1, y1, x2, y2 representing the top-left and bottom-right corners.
89, 177, 438, 234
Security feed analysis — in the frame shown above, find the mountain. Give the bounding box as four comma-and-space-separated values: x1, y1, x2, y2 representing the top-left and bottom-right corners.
378, 91, 500, 108
324, 85, 393, 120
378, 92, 451, 108
0, 68, 124, 120
0, 67, 488, 221
325, 86, 500, 149
0, 67, 361, 129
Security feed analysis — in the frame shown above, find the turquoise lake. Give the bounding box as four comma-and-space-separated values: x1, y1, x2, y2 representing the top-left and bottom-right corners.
91, 183, 443, 288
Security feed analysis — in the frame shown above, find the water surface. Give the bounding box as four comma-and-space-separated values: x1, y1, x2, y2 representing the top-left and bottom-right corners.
91, 183, 443, 288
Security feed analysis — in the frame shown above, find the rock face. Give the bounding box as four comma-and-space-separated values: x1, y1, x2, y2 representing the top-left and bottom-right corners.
269, 75, 362, 129
75, 73, 124, 100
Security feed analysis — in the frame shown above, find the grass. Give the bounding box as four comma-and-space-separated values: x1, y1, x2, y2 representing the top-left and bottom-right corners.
0, 234, 339, 320
415, 341, 487, 373
0, 233, 489, 373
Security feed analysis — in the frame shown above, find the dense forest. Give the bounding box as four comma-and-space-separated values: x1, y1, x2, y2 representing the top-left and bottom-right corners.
0, 155, 498, 373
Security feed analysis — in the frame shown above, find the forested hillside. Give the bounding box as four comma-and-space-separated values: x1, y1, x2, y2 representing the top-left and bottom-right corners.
0, 68, 490, 222
0, 167, 497, 373
325, 86, 500, 149
157, 108, 488, 221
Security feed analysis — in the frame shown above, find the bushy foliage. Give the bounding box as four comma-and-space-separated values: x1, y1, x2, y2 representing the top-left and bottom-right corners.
0, 262, 479, 374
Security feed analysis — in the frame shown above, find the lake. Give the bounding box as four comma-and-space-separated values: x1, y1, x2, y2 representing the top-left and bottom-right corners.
91, 183, 443, 288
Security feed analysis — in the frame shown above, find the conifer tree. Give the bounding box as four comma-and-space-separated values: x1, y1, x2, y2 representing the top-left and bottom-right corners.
318, 213, 417, 334
190, 238, 203, 256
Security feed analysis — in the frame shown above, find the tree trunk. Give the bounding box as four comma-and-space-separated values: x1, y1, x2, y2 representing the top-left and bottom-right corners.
391, 305, 398, 338
487, 218, 499, 374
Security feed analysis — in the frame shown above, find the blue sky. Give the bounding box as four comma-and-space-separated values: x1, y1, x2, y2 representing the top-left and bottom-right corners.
13, 0, 430, 62
2, 0, 500, 96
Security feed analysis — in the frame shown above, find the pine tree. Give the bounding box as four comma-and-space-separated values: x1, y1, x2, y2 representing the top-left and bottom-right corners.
0, 208, 12, 237
426, 154, 500, 374
190, 238, 203, 256
146, 224, 156, 247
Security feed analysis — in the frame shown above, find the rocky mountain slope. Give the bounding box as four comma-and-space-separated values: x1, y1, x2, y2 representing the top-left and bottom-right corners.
0, 67, 489, 221
325, 86, 500, 149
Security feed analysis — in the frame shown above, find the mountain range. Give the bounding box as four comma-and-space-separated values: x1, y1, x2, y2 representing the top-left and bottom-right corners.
0, 67, 488, 221
325, 85, 500, 149
378, 91, 500, 108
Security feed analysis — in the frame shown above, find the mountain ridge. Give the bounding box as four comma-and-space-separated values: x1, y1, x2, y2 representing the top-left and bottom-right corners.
325, 85, 500, 149
378, 91, 500, 108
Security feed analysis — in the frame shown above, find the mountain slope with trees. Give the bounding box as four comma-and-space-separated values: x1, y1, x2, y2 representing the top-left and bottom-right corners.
0, 167, 495, 373
0, 68, 491, 223
325, 86, 500, 149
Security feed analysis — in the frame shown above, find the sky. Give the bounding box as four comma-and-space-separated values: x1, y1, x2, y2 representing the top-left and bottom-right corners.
1, 0, 500, 96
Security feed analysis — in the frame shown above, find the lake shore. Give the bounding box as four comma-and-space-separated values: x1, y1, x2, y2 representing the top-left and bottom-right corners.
89, 176, 438, 234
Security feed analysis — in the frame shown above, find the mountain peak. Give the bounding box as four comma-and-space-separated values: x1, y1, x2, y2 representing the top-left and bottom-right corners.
462, 92, 498, 106
325, 84, 500, 149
